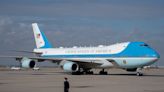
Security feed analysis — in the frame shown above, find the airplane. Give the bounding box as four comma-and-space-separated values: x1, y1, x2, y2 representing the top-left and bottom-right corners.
1, 23, 160, 76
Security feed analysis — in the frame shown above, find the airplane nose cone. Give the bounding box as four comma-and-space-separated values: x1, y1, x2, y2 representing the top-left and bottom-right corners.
154, 51, 160, 58
146, 49, 160, 58
152, 51, 160, 61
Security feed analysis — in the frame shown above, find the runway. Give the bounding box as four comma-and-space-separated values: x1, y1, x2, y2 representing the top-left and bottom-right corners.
0, 67, 164, 92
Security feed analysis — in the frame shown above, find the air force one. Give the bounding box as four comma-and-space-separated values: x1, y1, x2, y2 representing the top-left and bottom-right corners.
4, 23, 160, 76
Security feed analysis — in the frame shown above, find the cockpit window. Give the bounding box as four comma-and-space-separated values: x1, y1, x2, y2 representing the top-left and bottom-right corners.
140, 44, 149, 47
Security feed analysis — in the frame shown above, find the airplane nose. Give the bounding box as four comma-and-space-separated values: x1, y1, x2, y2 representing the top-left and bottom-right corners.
154, 51, 160, 58
146, 49, 160, 58
152, 51, 160, 61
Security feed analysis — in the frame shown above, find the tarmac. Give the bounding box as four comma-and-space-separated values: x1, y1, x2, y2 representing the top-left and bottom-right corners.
0, 67, 164, 92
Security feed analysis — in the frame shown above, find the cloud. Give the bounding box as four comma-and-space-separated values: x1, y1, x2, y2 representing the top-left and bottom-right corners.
0, 16, 13, 26
0, 0, 164, 66
0, 17, 33, 50
0, 0, 164, 19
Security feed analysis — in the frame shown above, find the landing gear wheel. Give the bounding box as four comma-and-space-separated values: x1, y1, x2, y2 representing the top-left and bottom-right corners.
99, 71, 108, 75
136, 72, 143, 76
85, 71, 94, 75
99, 69, 108, 75
136, 68, 143, 76
72, 71, 83, 75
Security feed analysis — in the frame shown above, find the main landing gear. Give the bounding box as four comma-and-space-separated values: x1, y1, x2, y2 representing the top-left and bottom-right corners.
84, 71, 94, 75
72, 71, 94, 75
83, 68, 94, 75
99, 69, 108, 75
72, 68, 94, 75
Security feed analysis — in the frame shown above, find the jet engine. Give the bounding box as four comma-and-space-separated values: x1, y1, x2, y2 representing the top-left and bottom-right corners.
63, 62, 79, 72
21, 57, 36, 68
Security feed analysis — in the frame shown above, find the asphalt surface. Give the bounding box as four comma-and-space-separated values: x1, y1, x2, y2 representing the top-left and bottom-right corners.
0, 67, 164, 92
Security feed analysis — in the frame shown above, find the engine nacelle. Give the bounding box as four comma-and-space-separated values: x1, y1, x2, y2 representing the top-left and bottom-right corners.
63, 62, 79, 72
21, 57, 36, 68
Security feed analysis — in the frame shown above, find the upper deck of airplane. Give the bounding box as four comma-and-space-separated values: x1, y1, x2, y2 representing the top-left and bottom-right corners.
34, 42, 129, 54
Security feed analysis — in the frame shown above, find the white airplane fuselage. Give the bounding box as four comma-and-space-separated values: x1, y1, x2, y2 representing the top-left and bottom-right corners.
34, 41, 159, 69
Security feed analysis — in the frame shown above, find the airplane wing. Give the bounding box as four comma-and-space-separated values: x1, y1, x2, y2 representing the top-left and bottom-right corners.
0, 55, 63, 62
0, 55, 102, 65
31, 57, 102, 68
0, 55, 121, 70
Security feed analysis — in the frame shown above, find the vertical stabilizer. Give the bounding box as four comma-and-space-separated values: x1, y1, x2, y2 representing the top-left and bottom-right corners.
32, 23, 52, 49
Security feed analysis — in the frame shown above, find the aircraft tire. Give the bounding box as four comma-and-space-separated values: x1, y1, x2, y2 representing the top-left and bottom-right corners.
136, 72, 143, 76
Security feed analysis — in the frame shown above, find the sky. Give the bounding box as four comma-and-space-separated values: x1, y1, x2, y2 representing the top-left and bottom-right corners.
0, 0, 164, 66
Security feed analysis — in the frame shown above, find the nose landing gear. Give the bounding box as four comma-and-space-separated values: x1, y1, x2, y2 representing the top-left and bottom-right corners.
136, 68, 143, 76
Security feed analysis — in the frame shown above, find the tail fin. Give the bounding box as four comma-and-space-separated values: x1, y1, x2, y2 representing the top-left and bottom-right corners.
32, 23, 52, 49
